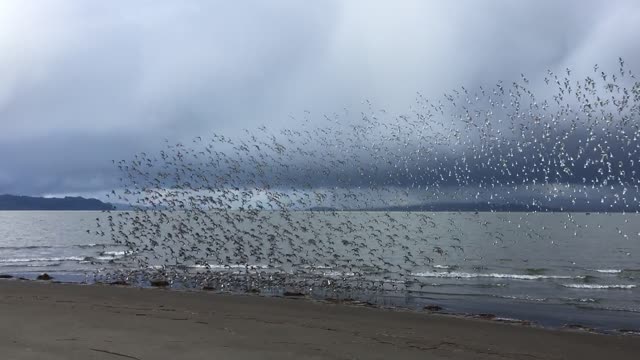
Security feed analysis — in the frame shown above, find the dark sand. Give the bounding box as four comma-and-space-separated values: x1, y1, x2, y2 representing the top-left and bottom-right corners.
0, 280, 638, 359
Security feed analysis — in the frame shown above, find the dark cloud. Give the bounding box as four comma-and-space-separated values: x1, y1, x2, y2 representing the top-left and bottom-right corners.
1, 1, 639, 196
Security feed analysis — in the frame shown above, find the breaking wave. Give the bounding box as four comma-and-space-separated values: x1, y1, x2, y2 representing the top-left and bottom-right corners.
0, 243, 111, 251
100, 251, 127, 257
593, 269, 623, 274
0, 256, 86, 263
410, 271, 581, 280
563, 284, 636, 289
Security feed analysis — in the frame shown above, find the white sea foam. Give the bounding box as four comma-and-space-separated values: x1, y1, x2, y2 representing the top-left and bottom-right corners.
499, 295, 547, 302
411, 271, 579, 280
188, 264, 269, 270
433, 264, 452, 269
302, 265, 334, 269
0, 256, 85, 263
0, 262, 63, 267
74, 243, 111, 249
320, 270, 356, 277
593, 269, 622, 274
563, 284, 636, 289
100, 251, 126, 257
95, 256, 120, 261
564, 297, 598, 303
188, 264, 208, 269
378, 278, 405, 284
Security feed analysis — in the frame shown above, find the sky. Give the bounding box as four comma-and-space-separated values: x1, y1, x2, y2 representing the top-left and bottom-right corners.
1, 0, 640, 198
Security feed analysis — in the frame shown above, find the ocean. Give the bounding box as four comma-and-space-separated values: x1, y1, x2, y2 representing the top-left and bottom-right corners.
1, 210, 639, 333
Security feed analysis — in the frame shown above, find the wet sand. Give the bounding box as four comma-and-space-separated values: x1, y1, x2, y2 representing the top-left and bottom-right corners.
0, 280, 638, 359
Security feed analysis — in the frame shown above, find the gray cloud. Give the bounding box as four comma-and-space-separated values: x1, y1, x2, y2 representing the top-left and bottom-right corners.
1, 0, 639, 196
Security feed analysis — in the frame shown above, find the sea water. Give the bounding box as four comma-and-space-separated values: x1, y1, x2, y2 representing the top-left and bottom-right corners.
0, 210, 638, 332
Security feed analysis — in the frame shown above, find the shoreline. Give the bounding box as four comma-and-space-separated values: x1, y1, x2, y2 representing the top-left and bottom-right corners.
2, 272, 639, 336
1, 279, 639, 359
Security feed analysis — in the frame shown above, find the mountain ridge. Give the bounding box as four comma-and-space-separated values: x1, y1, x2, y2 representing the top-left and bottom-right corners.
0, 194, 114, 211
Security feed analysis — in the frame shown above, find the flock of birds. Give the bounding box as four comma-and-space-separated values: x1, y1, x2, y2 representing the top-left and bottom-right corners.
95, 59, 640, 295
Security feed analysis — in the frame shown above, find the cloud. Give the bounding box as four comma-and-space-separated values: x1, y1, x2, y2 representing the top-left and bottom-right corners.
0, 0, 639, 196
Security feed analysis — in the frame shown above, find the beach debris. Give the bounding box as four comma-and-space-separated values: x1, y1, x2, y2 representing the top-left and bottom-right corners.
474, 313, 497, 320
150, 279, 170, 287
493, 317, 532, 326
0, 274, 13, 279
424, 305, 443, 312
36, 273, 53, 281
109, 280, 130, 286
345, 300, 376, 307
564, 323, 595, 332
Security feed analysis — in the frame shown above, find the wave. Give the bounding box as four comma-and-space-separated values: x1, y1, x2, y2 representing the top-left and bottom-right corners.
497, 295, 547, 302
187, 264, 270, 270
563, 297, 599, 303
94, 256, 120, 261
100, 251, 126, 257
563, 284, 636, 289
317, 270, 357, 277
75, 243, 110, 249
0, 256, 86, 263
410, 271, 581, 280
301, 265, 334, 270
593, 269, 622, 274
0, 245, 54, 250
433, 264, 453, 269
81, 255, 126, 262
0, 243, 112, 250
0, 262, 63, 268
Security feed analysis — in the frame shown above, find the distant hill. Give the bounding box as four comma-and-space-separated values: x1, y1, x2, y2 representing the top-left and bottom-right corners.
0, 194, 114, 211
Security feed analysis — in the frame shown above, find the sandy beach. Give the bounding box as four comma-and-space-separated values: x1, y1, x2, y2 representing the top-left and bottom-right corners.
0, 280, 637, 359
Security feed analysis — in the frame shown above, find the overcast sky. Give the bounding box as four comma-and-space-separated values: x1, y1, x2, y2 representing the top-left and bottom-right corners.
1, 0, 639, 197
